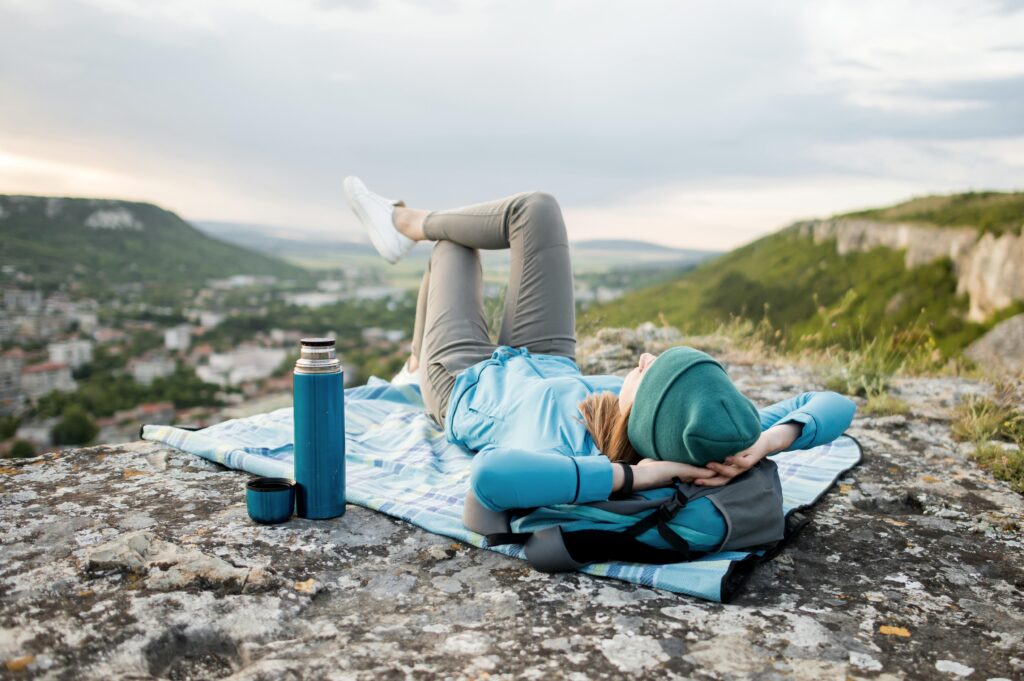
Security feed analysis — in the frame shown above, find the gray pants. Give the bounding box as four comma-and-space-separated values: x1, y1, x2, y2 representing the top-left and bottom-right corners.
411, 191, 576, 425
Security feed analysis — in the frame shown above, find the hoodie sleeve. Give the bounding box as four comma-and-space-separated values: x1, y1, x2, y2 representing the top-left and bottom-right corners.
758, 391, 857, 452
470, 446, 614, 512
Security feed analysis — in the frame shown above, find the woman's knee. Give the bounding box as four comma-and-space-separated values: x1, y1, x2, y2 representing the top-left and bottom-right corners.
511, 191, 567, 243
430, 239, 479, 268
517, 191, 562, 219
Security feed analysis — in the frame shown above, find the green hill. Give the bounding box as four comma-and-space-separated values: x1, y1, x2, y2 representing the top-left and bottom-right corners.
0, 195, 308, 296
839, 191, 1024, 236
581, 192, 1024, 357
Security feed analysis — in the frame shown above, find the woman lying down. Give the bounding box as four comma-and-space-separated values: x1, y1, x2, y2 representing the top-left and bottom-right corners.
344, 178, 856, 570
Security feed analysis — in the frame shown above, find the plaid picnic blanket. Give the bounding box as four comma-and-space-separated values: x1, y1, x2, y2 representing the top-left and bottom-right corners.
141, 378, 862, 602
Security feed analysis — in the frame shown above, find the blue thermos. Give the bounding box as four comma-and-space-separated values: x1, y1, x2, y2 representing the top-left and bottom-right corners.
293, 337, 346, 519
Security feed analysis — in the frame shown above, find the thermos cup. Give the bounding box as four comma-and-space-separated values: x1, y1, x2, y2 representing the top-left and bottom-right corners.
293, 337, 346, 519
246, 477, 296, 524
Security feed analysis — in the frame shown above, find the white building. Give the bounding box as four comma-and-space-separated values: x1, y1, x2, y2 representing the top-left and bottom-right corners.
270, 329, 305, 346
197, 346, 287, 387
3, 289, 43, 312
317, 279, 345, 292
72, 311, 99, 333
164, 324, 193, 352
21, 362, 76, 400
15, 417, 57, 448
130, 356, 177, 386
596, 286, 624, 303
284, 291, 344, 308
199, 311, 225, 329
362, 327, 406, 343
184, 309, 226, 329
352, 286, 405, 302
209, 275, 277, 290
13, 313, 69, 339
48, 339, 94, 370
0, 317, 15, 343
0, 353, 24, 414
93, 327, 128, 344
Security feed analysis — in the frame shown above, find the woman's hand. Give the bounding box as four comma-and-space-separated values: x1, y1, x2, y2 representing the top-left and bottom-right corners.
610, 458, 715, 494
631, 459, 715, 490
694, 422, 803, 487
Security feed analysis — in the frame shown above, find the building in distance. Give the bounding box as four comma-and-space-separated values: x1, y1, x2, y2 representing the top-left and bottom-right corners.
0, 350, 25, 415
48, 339, 94, 370
129, 355, 176, 386
196, 345, 287, 387
164, 324, 193, 352
21, 362, 76, 400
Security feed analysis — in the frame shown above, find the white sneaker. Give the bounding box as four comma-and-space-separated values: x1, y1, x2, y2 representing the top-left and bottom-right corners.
391, 358, 421, 386
343, 176, 415, 264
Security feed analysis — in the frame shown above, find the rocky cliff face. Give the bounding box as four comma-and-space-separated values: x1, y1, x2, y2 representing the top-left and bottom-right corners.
966, 314, 1024, 374
800, 218, 1024, 322
1, 327, 1022, 679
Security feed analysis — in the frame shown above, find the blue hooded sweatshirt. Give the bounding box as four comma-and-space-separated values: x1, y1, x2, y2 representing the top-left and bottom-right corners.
447, 346, 856, 522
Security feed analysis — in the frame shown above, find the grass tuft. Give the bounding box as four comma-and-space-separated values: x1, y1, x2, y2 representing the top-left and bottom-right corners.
818, 314, 941, 399
863, 392, 911, 417
971, 442, 1024, 495
950, 383, 1024, 493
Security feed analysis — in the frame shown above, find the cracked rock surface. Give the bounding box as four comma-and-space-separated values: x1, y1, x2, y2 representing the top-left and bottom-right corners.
2, 328, 1023, 680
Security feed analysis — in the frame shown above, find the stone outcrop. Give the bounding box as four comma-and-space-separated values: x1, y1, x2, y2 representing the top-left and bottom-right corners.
2, 332, 1023, 679
799, 218, 1024, 322
84, 530, 278, 593
965, 313, 1024, 375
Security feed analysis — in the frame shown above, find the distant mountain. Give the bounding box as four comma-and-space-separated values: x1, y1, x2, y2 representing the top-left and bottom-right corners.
0, 196, 307, 293
195, 222, 719, 268
571, 239, 715, 257
581, 191, 1024, 357
195, 220, 373, 258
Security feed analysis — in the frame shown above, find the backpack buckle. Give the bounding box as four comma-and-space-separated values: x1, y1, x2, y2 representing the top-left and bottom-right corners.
657, 491, 687, 521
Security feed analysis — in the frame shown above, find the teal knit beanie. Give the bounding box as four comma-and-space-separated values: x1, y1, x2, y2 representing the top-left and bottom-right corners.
626, 346, 761, 465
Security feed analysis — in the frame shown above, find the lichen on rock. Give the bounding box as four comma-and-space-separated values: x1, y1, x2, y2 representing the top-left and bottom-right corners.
1, 332, 1023, 679
84, 530, 278, 593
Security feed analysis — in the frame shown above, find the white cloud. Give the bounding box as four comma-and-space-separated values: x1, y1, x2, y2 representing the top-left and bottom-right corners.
0, 0, 1022, 249
802, 0, 1024, 113
564, 174, 936, 251
809, 135, 1024, 187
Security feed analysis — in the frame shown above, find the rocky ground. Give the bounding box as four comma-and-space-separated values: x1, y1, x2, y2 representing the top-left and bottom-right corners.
2, 326, 1022, 680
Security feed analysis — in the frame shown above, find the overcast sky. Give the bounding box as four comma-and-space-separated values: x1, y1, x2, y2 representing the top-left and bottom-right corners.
2, 0, 1023, 249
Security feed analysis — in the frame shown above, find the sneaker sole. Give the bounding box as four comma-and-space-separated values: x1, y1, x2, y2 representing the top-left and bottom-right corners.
343, 177, 399, 264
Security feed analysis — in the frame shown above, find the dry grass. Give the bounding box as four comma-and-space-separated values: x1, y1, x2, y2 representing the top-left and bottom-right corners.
951, 384, 1024, 443
862, 392, 911, 417
951, 383, 1024, 494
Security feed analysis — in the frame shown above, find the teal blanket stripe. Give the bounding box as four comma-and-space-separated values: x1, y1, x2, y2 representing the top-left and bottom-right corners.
140, 378, 862, 602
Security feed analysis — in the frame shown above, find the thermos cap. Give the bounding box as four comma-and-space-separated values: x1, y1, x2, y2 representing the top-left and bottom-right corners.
295, 338, 342, 375
301, 337, 335, 347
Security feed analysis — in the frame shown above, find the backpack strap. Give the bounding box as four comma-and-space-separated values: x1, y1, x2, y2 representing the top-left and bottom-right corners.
486, 478, 706, 573
620, 478, 699, 558
523, 527, 692, 572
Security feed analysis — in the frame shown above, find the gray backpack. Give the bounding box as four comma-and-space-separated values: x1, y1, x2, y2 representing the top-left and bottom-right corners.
464, 459, 803, 573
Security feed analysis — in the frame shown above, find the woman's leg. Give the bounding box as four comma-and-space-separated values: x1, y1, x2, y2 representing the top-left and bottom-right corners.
418, 192, 576, 360
407, 266, 429, 373
415, 240, 497, 425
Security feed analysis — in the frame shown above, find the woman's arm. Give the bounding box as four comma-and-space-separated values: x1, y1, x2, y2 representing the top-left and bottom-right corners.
471, 447, 612, 511
757, 391, 857, 451
695, 422, 803, 487
696, 391, 857, 487
470, 447, 713, 512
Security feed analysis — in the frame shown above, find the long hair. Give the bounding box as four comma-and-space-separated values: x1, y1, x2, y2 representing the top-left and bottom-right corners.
578, 392, 639, 464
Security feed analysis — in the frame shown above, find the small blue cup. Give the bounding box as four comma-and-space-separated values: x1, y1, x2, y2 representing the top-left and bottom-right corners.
246, 477, 296, 524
